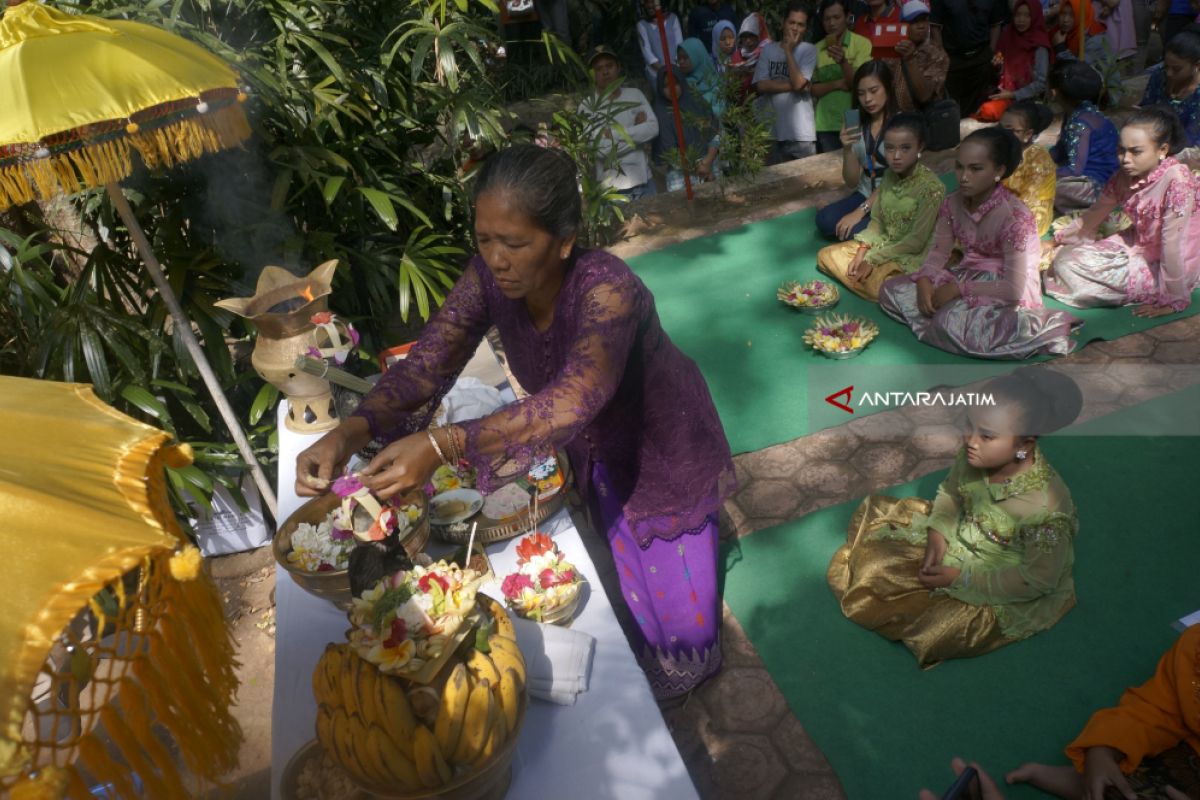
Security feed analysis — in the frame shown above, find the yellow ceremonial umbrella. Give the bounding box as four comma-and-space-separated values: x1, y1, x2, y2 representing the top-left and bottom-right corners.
0, 0, 277, 519
0, 375, 240, 797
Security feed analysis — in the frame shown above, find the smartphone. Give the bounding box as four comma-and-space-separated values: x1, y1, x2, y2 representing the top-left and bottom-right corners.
941, 766, 978, 800
843, 108, 860, 132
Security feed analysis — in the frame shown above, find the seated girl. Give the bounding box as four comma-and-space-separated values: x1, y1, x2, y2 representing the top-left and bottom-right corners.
1047, 107, 1200, 317
878, 128, 1081, 359
1141, 30, 1200, 151
815, 60, 896, 241
653, 66, 721, 191
1001, 100, 1058, 239
816, 113, 945, 301
1006, 623, 1200, 799
978, 0, 1054, 122
827, 367, 1082, 668
1049, 60, 1119, 215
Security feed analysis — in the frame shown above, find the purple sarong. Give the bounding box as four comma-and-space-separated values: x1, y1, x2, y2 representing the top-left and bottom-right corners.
590, 462, 722, 700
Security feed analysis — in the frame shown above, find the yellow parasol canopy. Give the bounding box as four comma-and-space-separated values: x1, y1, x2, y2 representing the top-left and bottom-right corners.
0, 376, 240, 796
0, 0, 250, 209
0, 0, 277, 520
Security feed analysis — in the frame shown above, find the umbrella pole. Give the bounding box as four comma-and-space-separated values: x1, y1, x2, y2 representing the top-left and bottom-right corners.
105, 182, 279, 522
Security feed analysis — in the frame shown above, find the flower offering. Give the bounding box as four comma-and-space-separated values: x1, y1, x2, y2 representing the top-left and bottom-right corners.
286, 519, 355, 572
777, 279, 839, 311
501, 533, 582, 623
330, 473, 421, 543
803, 312, 880, 358
348, 561, 483, 674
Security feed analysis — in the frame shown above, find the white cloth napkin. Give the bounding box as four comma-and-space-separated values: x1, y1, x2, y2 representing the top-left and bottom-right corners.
510, 615, 596, 705
436, 376, 505, 425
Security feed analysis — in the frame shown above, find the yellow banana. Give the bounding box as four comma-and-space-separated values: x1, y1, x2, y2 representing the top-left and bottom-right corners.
452, 678, 493, 765
496, 666, 520, 733
484, 596, 517, 640
368, 723, 423, 791
376, 673, 417, 760
472, 699, 507, 769
434, 663, 470, 759
412, 724, 452, 788
341, 724, 378, 785
339, 649, 362, 718
465, 648, 500, 687
487, 636, 526, 688
328, 707, 356, 775
313, 645, 341, 707
315, 705, 335, 758
355, 659, 379, 723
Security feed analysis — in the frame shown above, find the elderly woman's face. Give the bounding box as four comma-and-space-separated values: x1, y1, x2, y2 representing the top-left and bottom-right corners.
474, 190, 574, 300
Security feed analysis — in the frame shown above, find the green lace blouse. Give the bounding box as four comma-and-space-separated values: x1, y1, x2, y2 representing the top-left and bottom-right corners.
875, 445, 1078, 641
853, 163, 946, 274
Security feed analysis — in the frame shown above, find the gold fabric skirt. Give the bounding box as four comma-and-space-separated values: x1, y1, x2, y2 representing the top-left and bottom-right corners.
816, 241, 905, 302
827, 495, 1009, 668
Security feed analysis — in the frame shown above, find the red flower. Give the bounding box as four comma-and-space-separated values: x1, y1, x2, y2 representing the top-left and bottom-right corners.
516, 532, 555, 563
310, 311, 333, 325
538, 568, 557, 589
383, 617, 408, 649
418, 573, 449, 593
501, 572, 535, 600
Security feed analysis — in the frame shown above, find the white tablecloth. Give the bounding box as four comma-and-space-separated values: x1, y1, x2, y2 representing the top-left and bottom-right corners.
270, 389, 699, 799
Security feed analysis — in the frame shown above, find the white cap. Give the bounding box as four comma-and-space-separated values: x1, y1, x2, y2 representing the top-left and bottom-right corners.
900, 0, 931, 21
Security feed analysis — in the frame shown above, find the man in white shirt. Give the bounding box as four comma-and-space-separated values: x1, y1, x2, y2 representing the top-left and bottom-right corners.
579, 46, 660, 199
752, 2, 818, 163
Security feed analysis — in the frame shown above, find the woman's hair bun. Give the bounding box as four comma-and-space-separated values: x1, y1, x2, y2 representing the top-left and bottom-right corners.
985, 367, 1083, 436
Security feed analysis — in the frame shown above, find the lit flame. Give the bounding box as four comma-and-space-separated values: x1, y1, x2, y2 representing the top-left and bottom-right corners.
299, 285, 315, 303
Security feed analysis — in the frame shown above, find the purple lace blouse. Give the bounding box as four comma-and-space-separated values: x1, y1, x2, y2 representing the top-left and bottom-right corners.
352, 249, 735, 548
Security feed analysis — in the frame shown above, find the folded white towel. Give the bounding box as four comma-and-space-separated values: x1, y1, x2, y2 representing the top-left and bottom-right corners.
510, 615, 596, 705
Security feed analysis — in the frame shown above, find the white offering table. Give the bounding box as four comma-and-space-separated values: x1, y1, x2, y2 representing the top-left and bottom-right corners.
270, 348, 699, 800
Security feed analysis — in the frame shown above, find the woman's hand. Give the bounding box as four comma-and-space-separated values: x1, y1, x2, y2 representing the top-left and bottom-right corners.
916, 277, 937, 316
922, 528, 948, 572
918, 564, 961, 589
358, 431, 442, 500
932, 281, 962, 310
296, 421, 369, 497
1052, 28, 1066, 46
990, 89, 1015, 101
836, 207, 867, 240
839, 121, 862, 149
697, 155, 716, 181
1053, 218, 1089, 246
1082, 747, 1134, 800
1132, 303, 1178, 318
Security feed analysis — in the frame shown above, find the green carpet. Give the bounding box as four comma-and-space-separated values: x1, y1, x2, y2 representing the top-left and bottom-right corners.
720, 388, 1200, 800
627, 192, 1200, 454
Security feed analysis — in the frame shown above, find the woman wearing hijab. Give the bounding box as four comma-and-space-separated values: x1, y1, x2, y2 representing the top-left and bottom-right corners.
731, 13, 771, 72
711, 18, 737, 71
1052, 0, 1107, 61
653, 64, 722, 190
978, 0, 1054, 121
678, 37, 726, 116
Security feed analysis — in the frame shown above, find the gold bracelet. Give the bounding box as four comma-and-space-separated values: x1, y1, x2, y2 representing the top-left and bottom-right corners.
446, 424, 462, 465
427, 429, 449, 466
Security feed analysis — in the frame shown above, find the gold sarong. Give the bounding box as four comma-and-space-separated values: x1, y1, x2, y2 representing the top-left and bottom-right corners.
827, 495, 1009, 668
815, 241, 905, 302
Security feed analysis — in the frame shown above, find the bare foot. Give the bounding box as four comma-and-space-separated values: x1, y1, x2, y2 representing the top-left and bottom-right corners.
1005, 762, 1083, 799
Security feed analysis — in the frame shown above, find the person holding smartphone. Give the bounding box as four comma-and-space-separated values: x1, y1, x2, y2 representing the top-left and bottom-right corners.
812, 0, 874, 153
815, 60, 897, 240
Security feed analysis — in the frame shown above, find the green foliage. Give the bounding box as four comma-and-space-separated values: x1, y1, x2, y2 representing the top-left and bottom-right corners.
714, 71, 773, 192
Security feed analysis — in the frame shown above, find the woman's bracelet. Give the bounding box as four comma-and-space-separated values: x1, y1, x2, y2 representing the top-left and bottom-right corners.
445, 424, 462, 466
427, 428, 449, 466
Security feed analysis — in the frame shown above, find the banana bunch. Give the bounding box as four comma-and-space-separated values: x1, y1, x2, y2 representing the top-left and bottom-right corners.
312, 596, 526, 794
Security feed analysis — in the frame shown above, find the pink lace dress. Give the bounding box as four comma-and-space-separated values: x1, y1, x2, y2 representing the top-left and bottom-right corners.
1047, 158, 1200, 312
879, 186, 1082, 359
353, 248, 735, 697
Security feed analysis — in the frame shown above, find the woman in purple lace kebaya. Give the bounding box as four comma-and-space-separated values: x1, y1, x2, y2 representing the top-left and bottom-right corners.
296, 145, 735, 700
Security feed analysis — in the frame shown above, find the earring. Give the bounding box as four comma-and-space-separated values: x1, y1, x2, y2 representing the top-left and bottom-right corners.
1015, 450, 1028, 461
994, 176, 1000, 183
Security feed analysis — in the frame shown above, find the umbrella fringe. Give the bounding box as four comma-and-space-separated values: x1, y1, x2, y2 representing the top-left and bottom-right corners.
0, 105, 250, 211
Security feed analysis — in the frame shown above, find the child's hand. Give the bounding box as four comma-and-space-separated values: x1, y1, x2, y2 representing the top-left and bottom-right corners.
922, 529, 948, 571
916, 277, 937, 316
836, 207, 866, 240
1082, 746, 1135, 800
918, 564, 960, 589
932, 281, 961, 310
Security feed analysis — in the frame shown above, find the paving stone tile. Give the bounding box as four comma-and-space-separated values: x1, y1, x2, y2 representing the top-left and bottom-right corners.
1145, 316, 1200, 342
771, 770, 850, 800
708, 734, 789, 798
1092, 335, 1157, 358
705, 667, 787, 733
719, 607, 765, 668
789, 461, 862, 498
845, 410, 914, 442
908, 424, 964, 460
736, 478, 802, 521
772, 714, 839, 775
851, 442, 917, 484
1152, 338, 1200, 363
662, 691, 712, 763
